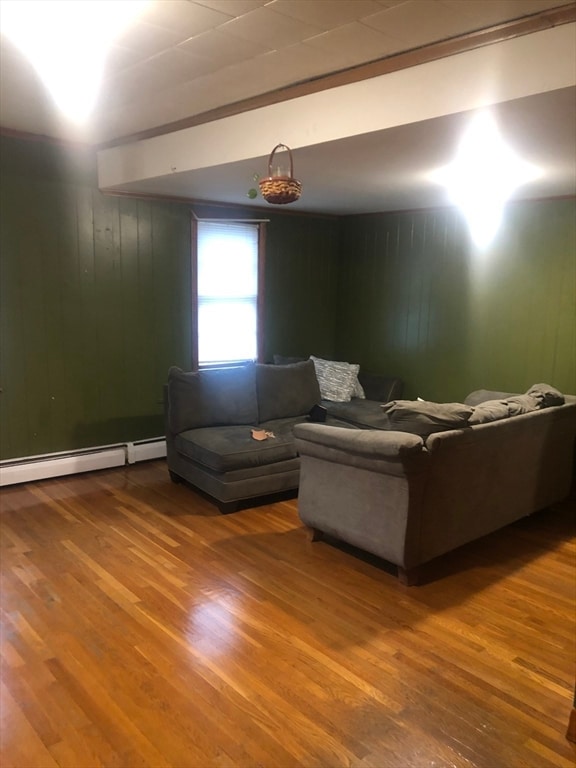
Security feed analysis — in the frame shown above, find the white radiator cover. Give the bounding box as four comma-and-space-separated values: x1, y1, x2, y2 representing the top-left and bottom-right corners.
0, 439, 166, 487
126, 439, 167, 464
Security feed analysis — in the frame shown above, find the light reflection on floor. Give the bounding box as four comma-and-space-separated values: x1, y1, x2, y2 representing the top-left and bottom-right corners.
185, 593, 248, 659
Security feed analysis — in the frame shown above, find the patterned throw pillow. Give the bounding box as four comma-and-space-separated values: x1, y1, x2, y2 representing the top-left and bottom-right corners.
310, 356, 360, 402
352, 377, 366, 399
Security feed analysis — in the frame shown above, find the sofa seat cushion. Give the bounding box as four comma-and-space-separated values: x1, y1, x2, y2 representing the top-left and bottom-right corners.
175, 419, 307, 473
322, 399, 393, 429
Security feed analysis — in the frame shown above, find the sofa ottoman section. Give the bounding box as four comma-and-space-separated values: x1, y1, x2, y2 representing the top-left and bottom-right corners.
175, 423, 299, 474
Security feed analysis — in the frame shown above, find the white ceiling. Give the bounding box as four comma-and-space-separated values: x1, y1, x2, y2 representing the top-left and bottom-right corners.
1, 0, 575, 214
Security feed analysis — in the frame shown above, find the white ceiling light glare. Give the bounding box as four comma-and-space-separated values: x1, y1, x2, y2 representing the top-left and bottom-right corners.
432, 111, 541, 249
0, 0, 150, 125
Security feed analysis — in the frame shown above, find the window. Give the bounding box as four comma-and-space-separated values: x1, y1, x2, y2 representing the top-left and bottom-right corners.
193, 219, 265, 368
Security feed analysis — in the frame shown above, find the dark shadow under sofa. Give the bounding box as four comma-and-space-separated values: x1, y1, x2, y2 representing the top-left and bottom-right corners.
164, 359, 403, 512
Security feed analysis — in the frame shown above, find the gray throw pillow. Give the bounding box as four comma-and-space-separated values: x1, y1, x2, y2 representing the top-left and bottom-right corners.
504, 394, 542, 415
469, 392, 544, 425
352, 377, 366, 399
256, 360, 321, 422
381, 400, 474, 436
525, 383, 564, 407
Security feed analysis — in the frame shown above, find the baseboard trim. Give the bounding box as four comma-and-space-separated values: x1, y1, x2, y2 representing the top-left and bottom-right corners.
0, 439, 167, 486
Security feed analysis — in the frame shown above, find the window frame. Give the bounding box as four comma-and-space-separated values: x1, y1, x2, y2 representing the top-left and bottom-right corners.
191, 216, 266, 370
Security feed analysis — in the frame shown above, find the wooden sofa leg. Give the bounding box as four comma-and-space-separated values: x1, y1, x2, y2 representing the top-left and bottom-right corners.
169, 470, 183, 484
307, 526, 323, 542
398, 566, 420, 586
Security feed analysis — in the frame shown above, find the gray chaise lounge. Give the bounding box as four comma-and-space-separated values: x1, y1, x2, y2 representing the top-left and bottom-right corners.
165, 359, 403, 512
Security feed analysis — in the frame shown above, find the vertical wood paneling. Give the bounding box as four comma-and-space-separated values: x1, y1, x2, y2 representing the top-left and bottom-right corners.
4, 133, 571, 460
264, 213, 340, 361
464, 201, 576, 393
188, 203, 341, 363
0, 136, 192, 460
337, 200, 576, 400
76, 184, 100, 438
45, 182, 84, 452
0, 177, 34, 455
0, 154, 339, 461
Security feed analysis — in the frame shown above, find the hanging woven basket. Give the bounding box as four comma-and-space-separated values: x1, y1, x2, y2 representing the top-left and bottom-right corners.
259, 144, 302, 205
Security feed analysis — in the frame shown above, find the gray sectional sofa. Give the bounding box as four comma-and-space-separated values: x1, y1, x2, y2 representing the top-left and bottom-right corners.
294, 385, 576, 584
164, 360, 403, 512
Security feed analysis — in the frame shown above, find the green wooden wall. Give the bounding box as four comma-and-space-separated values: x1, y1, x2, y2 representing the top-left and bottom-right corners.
0, 137, 340, 460
336, 200, 576, 400
263, 211, 340, 362
0, 137, 193, 459
2, 134, 574, 461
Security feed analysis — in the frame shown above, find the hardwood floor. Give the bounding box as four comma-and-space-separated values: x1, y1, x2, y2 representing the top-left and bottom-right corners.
1, 459, 574, 768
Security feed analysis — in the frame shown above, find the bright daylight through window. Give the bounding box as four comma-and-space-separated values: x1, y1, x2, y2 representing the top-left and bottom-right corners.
196, 221, 260, 367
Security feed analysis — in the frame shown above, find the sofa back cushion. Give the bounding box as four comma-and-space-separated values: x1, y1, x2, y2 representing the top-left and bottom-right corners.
358, 372, 404, 403
256, 360, 321, 422
167, 365, 258, 434
273, 354, 307, 365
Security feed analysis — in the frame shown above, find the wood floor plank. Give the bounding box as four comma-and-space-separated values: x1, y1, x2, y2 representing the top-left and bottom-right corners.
1, 461, 575, 767
0, 681, 61, 768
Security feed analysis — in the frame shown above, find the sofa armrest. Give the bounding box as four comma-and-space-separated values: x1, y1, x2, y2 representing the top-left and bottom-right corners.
358, 373, 404, 402
294, 424, 423, 471
295, 424, 426, 570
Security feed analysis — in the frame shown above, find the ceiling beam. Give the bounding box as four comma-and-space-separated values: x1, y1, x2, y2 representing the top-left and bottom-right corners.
99, 3, 576, 150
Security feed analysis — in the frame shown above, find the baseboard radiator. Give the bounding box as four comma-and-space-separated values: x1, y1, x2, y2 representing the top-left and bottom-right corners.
0, 438, 167, 487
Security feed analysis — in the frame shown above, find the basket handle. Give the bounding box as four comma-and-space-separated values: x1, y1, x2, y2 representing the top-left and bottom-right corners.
267, 143, 294, 177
